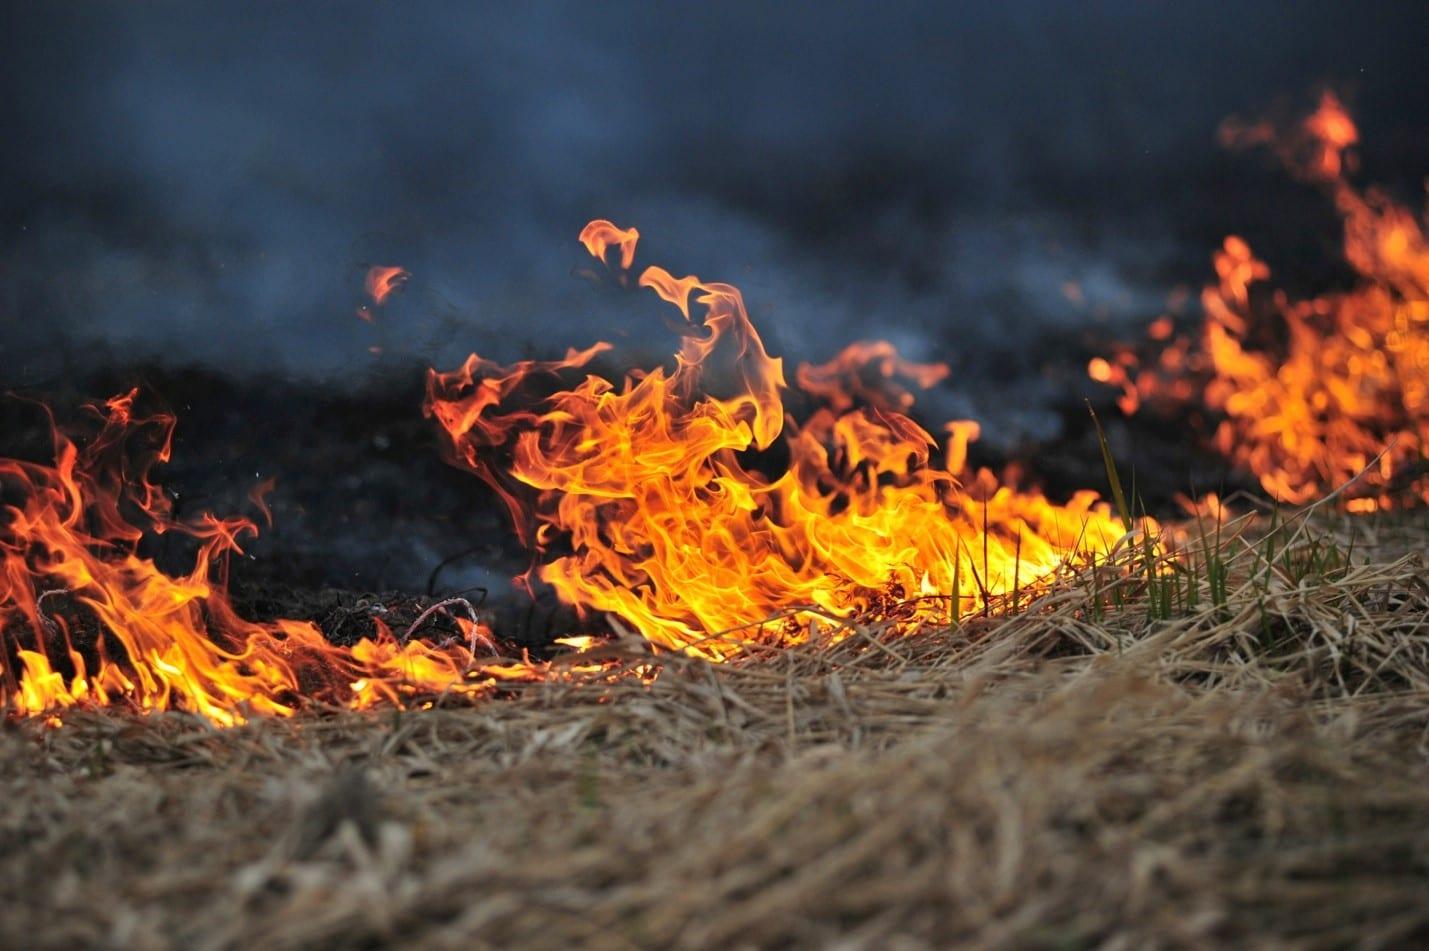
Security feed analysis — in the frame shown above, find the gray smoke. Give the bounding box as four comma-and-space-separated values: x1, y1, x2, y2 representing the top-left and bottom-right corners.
3, 1, 1426, 440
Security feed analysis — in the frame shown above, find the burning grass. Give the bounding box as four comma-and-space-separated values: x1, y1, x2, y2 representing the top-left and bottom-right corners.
3, 86, 1427, 948
1091, 92, 1429, 509
3, 219, 1146, 720
3, 507, 1427, 948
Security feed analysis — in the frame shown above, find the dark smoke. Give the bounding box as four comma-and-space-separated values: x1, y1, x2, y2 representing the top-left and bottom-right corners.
4, 2, 1426, 391
1, 2, 1426, 592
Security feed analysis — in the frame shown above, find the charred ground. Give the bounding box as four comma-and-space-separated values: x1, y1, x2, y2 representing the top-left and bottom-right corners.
0, 348, 1248, 655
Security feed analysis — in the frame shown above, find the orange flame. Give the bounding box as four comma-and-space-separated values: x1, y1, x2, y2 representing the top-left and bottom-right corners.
1095, 94, 1429, 508
365, 265, 410, 306
796, 341, 950, 414
428, 221, 1141, 657
1, 392, 614, 724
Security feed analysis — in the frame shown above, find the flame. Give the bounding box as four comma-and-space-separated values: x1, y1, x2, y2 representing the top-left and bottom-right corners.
1094, 93, 1429, 508
428, 221, 1139, 658
4, 223, 1153, 722
0, 391, 615, 724
796, 341, 950, 414
365, 265, 410, 306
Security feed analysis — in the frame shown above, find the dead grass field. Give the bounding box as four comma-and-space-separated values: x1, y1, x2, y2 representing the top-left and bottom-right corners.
3, 510, 1428, 949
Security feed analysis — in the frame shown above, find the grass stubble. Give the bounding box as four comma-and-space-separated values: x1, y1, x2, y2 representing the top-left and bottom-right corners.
2, 505, 1427, 949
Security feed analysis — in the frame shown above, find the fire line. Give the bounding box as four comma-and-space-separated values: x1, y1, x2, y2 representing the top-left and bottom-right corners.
4, 225, 1143, 722
1090, 93, 1429, 510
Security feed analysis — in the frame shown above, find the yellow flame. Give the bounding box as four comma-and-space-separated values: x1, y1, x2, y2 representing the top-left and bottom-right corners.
0, 392, 618, 724
429, 221, 1140, 657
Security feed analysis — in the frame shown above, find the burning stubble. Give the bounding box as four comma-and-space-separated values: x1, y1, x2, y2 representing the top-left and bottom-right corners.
2, 94, 1426, 727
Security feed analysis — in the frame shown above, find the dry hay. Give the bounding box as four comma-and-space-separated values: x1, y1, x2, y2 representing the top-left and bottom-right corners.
3, 510, 1428, 949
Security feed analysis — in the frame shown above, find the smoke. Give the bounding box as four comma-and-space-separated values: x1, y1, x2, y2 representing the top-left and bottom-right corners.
2, 1, 1426, 418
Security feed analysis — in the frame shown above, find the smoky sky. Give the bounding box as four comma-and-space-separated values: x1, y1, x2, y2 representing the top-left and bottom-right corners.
3, 1, 1427, 434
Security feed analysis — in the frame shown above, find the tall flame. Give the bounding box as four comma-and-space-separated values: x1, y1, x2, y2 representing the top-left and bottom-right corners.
5, 221, 1152, 723
428, 221, 1136, 657
1093, 92, 1429, 508
1, 391, 595, 724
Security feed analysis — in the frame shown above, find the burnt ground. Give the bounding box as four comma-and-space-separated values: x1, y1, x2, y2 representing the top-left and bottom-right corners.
0, 356, 1246, 650
0, 362, 590, 652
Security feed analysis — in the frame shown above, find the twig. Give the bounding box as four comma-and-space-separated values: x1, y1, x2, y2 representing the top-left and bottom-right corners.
402, 597, 496, 655
36, 588, 71, 638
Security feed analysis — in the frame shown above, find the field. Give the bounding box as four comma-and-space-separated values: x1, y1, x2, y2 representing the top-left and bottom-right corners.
5, 509, 1427, 949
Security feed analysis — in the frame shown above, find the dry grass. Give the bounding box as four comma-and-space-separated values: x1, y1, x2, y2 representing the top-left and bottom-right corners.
3, 510, 1428, 949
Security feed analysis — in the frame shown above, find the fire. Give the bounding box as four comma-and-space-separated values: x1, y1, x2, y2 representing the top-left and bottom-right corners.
0, 391, 609, 724
365, 265, 410, 306
795, 341, 950, 414
1093, 93, 1429, 508
5, 223, 1148, 723
357, 265, 410, 321
428, 220, 1139, 657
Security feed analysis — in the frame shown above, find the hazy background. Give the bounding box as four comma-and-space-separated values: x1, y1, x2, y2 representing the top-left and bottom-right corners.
3, 1, 1427, 436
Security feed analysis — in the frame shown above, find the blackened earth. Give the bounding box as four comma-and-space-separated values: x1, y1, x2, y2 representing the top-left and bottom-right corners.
0, 358, 1248, 649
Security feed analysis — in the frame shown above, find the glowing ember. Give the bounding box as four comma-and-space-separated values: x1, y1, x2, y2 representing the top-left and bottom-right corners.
0, 391, 609, 724
1092, 93, 1429, 508
428, 220, 1140, 658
